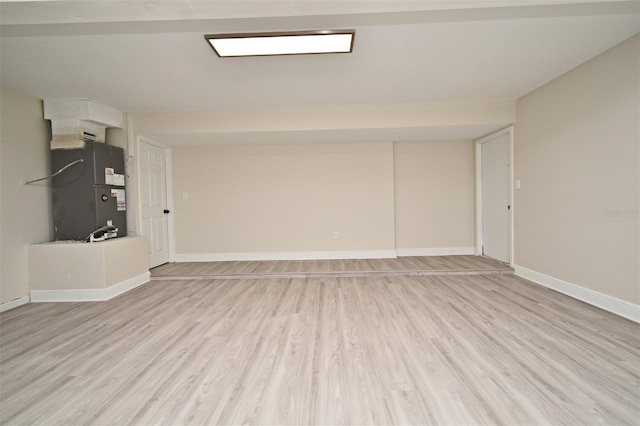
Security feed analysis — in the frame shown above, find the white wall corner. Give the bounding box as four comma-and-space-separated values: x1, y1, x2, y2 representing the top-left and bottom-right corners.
0, 296, 31, 313
514, 265, 640, 324
30, 272, 150, 303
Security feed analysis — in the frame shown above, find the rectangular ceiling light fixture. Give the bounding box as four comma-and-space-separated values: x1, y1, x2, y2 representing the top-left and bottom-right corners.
204, 30, 355, 57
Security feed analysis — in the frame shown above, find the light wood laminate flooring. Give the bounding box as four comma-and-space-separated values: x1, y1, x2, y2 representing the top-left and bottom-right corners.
1, 272, 638, 425
151, 255, 513, 280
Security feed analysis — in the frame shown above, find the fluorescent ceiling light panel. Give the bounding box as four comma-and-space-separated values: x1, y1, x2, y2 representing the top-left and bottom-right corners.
205, 30, 355, 57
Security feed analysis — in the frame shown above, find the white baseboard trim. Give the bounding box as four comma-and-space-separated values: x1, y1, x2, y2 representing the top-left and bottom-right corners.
175, 250, 397, 262
396, 247, 476, 257
0, 295, 31, 313
514, 265, 640, 324
30, 272, 151, 303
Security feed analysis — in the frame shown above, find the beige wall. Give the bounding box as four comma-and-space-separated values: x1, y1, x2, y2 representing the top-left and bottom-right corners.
394, 141, 475, 251
514, 34, 639, 304
129, 99, 514, 259
28, 236, 149, 290
0, 86, 52, 304
172, 141, 396, 255
106, 115, 137, 235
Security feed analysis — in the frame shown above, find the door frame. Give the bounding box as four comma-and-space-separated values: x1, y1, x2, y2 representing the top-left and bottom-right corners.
136, 136, 176, 264
474, 126, 514, 264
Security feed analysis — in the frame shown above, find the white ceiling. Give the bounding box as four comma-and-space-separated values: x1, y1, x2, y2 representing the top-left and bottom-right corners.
0, 1, 632, 25
1, 0, 638, 144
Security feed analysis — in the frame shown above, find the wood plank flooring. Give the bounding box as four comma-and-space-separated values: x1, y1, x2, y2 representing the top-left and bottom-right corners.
151, 255, 513, 280
1, 268, 639, 425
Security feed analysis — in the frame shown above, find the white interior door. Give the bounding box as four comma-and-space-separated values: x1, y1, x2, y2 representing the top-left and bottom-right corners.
480, 131, 511, 263
139, 140, 170, 268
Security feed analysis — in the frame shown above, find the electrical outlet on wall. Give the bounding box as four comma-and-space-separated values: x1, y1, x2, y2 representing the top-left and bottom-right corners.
332, 231, 339, 240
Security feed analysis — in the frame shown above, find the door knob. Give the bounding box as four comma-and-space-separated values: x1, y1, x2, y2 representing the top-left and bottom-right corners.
163, 209, 170, 214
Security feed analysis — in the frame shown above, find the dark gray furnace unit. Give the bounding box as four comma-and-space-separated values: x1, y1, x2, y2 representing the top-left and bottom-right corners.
52, 141, 127, 241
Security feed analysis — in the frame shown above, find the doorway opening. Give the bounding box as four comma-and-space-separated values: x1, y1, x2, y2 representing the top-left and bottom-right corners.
475, 127, 513, 264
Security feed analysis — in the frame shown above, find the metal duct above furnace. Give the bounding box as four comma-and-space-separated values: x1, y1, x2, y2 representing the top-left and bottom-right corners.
43, 98, 123, 149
